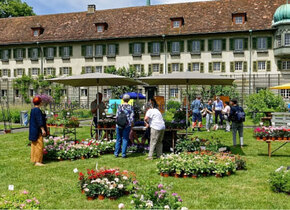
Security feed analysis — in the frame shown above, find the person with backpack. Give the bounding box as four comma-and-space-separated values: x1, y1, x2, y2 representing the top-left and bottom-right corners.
114, 94, 134, 158
229, 99, 245, 147
191, 96, 203, 131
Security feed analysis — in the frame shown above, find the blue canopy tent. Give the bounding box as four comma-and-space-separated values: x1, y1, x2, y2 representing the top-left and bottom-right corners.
119, 92, 146, 100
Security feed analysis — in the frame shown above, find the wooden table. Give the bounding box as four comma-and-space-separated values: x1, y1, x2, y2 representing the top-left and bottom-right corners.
257, 139, 290, 157
47, 125, 79, 140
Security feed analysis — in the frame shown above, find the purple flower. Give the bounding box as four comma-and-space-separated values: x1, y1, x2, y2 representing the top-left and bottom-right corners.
158, 184, 163, 189
160, 190, 166, 193
178, 198, 183, 202
158, 194, 163, 199
26, 199, 32, 203
155, 191, 158, 196
172, 193, 178, 196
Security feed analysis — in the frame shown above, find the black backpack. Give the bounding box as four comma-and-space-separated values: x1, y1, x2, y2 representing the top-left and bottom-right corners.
235, 107, 246, 123
116, 109, 128, 129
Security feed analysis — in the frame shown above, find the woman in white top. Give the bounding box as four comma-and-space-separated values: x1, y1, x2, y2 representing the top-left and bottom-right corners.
222, 101, 231, 132
144, 102, 165, 160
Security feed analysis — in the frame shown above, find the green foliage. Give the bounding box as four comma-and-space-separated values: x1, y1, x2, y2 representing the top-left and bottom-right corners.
0, 0, 35, 18
13, 75, 32, 103
245, 90, 286, 123
199, 84, 239, 100
0, 190, 40, 209
269, 166, 290, 194
167, 100, 181, 110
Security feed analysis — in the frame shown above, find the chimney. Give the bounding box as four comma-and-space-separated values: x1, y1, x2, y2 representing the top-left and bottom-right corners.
147, 0, 151, 6
87, 4, 96, 14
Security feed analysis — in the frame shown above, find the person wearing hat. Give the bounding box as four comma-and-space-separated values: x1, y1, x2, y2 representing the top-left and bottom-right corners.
114, 94, 134, 158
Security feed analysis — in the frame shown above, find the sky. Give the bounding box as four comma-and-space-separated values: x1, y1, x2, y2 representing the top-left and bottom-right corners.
23, 0, 205, 15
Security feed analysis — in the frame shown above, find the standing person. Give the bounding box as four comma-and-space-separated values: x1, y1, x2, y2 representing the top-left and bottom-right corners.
144, 102, 165, 160
114, 94, 134, 158
213, 96, 224, 130
222, 101, 231, 132
204, 99, 214, 132
91, 93, 106, 139
29, 96, 47, 166
191, 96, 203, 131
229, 99, 245, 147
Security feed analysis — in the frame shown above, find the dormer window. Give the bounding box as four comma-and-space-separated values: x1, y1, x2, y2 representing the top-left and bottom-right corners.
31, 27, 44, 37
170, 17, 184, 28
95, 22, 108, 33
232, 13, 247, 25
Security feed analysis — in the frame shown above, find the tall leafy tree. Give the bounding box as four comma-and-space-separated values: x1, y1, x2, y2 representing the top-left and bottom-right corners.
0, 0, 35, 18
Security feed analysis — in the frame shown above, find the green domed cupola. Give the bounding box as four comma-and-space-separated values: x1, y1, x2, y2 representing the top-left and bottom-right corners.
273, 2, 290, 26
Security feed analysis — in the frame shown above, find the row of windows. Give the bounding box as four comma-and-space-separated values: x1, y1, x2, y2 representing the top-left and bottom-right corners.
0, 37, 272, 62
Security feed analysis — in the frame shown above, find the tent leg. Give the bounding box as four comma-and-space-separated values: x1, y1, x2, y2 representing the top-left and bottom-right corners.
186, 84, 188, 138
97, 82, 100, 140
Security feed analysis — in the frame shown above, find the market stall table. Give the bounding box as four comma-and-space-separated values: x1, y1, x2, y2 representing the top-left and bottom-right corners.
257, 139, 290, 157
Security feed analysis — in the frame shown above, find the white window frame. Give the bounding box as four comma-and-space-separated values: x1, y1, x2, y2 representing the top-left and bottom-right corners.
170, 88, 178, 98
95, 66, 102, 73
16, 49, 23, 59
192, 63, 200, 71
234, 39, 244, 51
285, 34, 290, 46
257, 37, 267, 50
171, 42, 180, 54
235, 62, 243, 71
80, 89, 88, 97
31, 48, 38, 59
258, 61, 266, 70
85, 66, 93, 74
152, 42, 160, 54
2, 69, 9, 77
95, 45, 103, 57
235, 16, 243, 24
282, 61, 290, 70
63, 47, 70, 57
17, 69, 23, 76
281, 89, 290, 99
104, 88, 112, 99
153, 64, 160, 73
108, 44, 116, 56
134, 64, 141, 72
33, 30, 39, 37
97, 25, 103, 32
47, 47, 54, 58
62, 67, 69, 75
276, 35, 282, 47
46, 68, 54, 76
172, 63, 179, 72
133, 43, 142, 55
192, 41, 200, 53
30, 89, 35, 97
1, 90, 7, 97
2, 49, 9, 60
31, 68, 39, 76
85, 45, 93, 57
213, 62, 221, 71
213, 40, 222, 52
173, 21, 180, 28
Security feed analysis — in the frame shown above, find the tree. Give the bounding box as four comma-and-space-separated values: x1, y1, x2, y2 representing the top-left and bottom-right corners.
0, 0, 35, 18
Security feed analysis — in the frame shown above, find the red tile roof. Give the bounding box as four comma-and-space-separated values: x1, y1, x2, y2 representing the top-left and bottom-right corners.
0, 0, 284, 45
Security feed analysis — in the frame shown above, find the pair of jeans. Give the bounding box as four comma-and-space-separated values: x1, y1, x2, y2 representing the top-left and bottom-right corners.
205, 113, 213, 130
232, 122, 244, 146
114, 126, 131, 157
215, 110, 223, 125
148, 128, 165, 158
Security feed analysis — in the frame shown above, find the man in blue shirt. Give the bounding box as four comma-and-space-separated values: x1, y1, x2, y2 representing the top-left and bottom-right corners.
191, 96, 203, 131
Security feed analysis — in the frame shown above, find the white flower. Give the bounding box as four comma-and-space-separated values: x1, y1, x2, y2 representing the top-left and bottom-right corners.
8, 185, 14, 191
181, 207, 188, 210
84, 188, 89, 192
275, 166, 284, 172
118, 184, 124, 189
164, 205, 170, 209
96, 178, 101, 183
130, 200, 135, 204
122, 176, 128, 180
118, 203, 125, 209
140, 195, 144, 201
114, 178, 119, 182
73, 168, 78, 173
109, 185, 114, 190
145, 200, 153, 208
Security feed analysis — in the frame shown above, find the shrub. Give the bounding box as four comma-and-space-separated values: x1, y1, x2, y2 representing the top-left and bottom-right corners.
167, 100, 181, 110
269, 166, 290, 194
0, 190, 40, 209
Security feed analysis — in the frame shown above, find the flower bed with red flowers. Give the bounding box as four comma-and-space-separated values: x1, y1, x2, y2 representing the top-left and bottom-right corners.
254, 127, 290, 141
78, 168, 137, 200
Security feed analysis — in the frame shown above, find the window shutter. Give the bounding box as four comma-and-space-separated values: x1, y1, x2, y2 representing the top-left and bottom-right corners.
0, 70, 2, 77
129, 43, 133, 54
81, 45, 86, 56
13, 49, 16, 59
244, 38, 248, 50
148, 42, 152, 54
209, 62, 213, 73
148, 64, 152, 75
180, 63, 183, 72
266, 61, 271, 71
141, 43, 145, 54
28, 68, 31, 76
141, 65, 144, 74
230, 39, 234, 51
208, 40, 212, 51
0, 49, 2, 59
59, 47, 63, 57
43, 47, 47, 57
267, 37, 272, 49
92, 66, 95, 73
23, 68, 26, 76
102, 45, 106, 55
28, 48, 32, 58
22, 48, 26, 58
168, 64, 172, 73
167, 41, 171, 52
253, 61, 257, 72
252, 37, 257, 49
81, 67, 85, 74
221, 62, 226, 72
59, 67, 63, 75
187, 40, 192, 52
160, 42, 164, 53
38, 48, 41, 58
14, 69, 16, 77
69, 67, 72, 75
160, 64, 163, 74
200, 40, 205, 51
43, 68, 47, 76
38, 68, 40, 75
200, 63, 204, 73
230, 62, 234, 72
222, 39, 226, 51
69, 46, 73, 56
8, 49, 11, 59
52, 68, 56, 76
243, 61, 248, 72
180, 41, 184, 52
188, 63, 192, 72
54, 47, 57, 57
115, 44, 119, 55
8, 69, 11, 77
277, 60, 282, 71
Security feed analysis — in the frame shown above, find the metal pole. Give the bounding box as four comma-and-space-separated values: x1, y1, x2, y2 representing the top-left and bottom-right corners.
97, 79, 100, 140
249, 30, 252, 95
186, 81, 189, 138
163, 34, 167, 111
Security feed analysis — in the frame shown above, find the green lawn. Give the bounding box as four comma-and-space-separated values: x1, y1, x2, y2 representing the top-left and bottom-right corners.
0, 127, 290, 209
